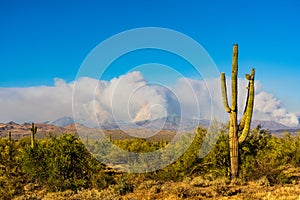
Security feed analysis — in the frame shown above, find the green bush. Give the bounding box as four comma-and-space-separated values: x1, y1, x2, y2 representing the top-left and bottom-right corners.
111, 175, 134, 195
0, 139, 27, 199
234, 127, 299, 184
238, 127, 271, 180
1, 125, 300, 198
21, 134, 108, 191
149, 126, 207, 180
202, 125, 230, 178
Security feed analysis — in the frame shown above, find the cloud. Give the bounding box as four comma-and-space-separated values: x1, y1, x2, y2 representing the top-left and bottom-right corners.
0, 80, 73, 123
0, 71, 298, 127
254, 91, 298, 125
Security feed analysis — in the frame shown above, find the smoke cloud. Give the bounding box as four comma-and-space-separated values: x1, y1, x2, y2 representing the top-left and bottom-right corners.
0, 71, 298, 127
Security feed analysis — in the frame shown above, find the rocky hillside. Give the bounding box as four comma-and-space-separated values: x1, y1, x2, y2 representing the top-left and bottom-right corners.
1, 118, 299, 141
0, 121, 72, 139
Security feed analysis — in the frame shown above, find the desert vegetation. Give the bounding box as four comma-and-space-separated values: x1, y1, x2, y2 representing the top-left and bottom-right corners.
1, 124, 300, 199
1, 45, 299, 199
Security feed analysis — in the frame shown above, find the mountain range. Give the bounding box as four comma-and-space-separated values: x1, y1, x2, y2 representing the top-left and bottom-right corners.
1, 116, 299, 140
48, 116, 300, 130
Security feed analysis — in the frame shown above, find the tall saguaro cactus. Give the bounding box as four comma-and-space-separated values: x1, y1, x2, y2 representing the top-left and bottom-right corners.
30, 123, 38, 148
221, 44, 255, 179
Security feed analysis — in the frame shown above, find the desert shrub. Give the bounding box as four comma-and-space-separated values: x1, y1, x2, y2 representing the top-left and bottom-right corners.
113, 138, 165, 153
149, 126, 207, 180
149, 125, 300, 183
278, 132, 300, 168
21, 134, 108, 191
195, 124, 295, 183
238, 127, 271, 180
111, 175, 134, 195
189, 176, 210, 187
0, 138, 28, 199
200, 124, 230, 178
211, 178, 230, 196
238, 127, 296, 184
2, 124, 300, 198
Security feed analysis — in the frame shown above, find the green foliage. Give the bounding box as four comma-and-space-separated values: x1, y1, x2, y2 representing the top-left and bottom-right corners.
111, 175, 134, 195
1, 126, 300, 198
150, 127, 207, 180
0, 139, 27, 199
190, 125, 300, 184
21, 134, 108, 191
240, 131, 300, 184
113, 138, 166, 153
238, 127, 271, 181
217, 126, 299, 184
202, 126, 230, 178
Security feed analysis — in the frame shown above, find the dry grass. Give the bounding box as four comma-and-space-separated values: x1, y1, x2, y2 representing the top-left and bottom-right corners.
12, 168, 300, 200
13, 177, 300, 200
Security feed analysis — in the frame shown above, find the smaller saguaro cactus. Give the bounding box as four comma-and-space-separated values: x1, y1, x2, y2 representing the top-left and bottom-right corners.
30, 123, 38, 148
8, 131, 12, 142
7, 131, 13, 162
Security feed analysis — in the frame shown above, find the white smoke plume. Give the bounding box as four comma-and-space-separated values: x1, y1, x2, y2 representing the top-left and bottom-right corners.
254, 91, 298, 125
0, 79, 73, 123
0, 71, 298, 127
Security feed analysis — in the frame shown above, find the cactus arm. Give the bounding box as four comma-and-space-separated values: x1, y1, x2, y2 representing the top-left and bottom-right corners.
239, 69, 255, 143
238, 81, 250, 131
221, 73, 231, 113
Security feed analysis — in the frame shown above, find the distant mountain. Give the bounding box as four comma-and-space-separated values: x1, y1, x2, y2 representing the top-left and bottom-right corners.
1, 117, 300, 140
250, 119, 300, 136
48, 116, 299, 131
98, 116, 210, 131
251, 120, 290, 130
0, 121, 68, 139
49, 116, 74, 127
140, 116, 210, 131
48, 113, 300, 131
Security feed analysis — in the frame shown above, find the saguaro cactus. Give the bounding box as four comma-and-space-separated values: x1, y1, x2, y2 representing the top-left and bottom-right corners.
30, 123, 38, 148
8, 131, 12, 142
221, 44, 255, 179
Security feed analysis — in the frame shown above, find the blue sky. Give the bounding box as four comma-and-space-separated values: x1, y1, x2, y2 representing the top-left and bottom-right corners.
0, 0, 299, 113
